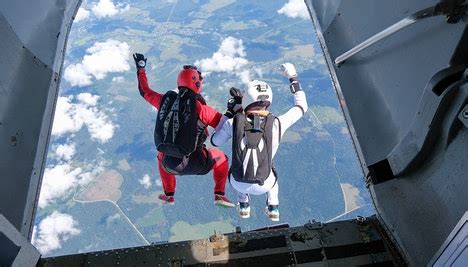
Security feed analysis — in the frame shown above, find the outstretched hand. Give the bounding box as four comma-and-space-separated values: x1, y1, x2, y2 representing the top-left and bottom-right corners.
281, 63, 302, 94
230, 87, 243, 98
280, 63, 297, 79
225, 87, 243, 118
133, 53, 147, 70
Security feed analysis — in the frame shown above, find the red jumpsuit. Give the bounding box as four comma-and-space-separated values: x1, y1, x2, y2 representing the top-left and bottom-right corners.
137, 69, 228, 196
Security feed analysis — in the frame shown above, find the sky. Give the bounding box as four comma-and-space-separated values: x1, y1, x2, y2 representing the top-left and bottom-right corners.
32, 0, 313, 255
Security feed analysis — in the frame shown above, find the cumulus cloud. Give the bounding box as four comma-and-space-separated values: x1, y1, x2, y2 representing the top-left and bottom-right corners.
139, 174, 152, 189
91, 0, 129, 18
52, 93, 116, 143
39, 161, 103, 208
237, 70, 252, 85
78, 93, 100, 106
195, 36, 254, 87
38, 164, 82, 208
55, 143, 76, 161
195, 36, 248, 74
32, 212, 81, 255
64, 39, 130, 87
44, 91, 113, 207
74, 1, 129, 23
112, 76, 125, 83
277, 0, 309, 20
64, 64, 92, 87
74, 7, 90, 22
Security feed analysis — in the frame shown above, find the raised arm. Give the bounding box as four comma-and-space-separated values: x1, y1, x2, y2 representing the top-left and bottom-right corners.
277, 63, 308, 136
133, 53, 163, 109
197, 103, 223, 128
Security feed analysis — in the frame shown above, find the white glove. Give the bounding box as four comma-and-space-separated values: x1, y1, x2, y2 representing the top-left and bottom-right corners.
280, 63, 297, 78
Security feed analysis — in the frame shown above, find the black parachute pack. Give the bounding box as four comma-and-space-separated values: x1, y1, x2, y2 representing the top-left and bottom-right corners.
154, 88, 207, 158
231, 112, 278, 185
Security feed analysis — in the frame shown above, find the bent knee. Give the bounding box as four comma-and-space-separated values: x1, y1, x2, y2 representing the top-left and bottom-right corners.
208, 148, 227, 162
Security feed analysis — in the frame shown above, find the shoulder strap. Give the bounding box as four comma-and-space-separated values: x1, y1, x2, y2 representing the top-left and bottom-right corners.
275, 116, 281, 142
233, 112, 246, 130
263, 114, 273, 132
196, 93, 207, 105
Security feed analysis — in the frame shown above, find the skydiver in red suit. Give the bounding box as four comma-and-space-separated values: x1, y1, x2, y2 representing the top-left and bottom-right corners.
133, 53, 235, 208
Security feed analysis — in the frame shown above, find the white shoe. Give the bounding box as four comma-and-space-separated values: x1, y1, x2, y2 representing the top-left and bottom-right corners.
238, 202, 250, 219
265, 205, 279, 222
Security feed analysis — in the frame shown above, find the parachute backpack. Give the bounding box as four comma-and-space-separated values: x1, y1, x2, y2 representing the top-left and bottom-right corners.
154, 88, 204, 158
231, 112, 278, 185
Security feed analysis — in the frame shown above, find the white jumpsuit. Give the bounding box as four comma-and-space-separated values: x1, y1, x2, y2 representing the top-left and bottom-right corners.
211, 90, 308, 206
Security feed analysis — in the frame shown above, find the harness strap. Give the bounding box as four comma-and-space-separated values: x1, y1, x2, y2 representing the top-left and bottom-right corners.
276, 117, 281, 142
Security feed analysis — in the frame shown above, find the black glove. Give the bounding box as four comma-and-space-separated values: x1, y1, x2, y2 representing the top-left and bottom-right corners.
224, 87, 243, 118
133, 53, 147, 70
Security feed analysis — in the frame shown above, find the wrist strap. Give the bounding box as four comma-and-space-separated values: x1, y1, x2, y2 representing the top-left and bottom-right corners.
224, 111, 234, 119
290, 81, 302, 93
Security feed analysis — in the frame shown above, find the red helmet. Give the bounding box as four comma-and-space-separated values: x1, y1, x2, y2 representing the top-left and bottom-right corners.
177, 65, 203, 93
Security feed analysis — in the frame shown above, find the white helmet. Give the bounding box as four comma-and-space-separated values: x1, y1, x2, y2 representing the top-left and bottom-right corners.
242, 80, 273, 110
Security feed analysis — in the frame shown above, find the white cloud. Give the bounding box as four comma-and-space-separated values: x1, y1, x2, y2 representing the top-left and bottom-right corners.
237, 70, 252, 85
277, 0, 309, 20
195, 36, 254, 87
74, 1, 130, 23
52, 96, 82, 136
77, 93, 100, 106
139, 174, 152, 189
91, 0, 130, 18
38, 164, 82, 208
38, 161, 103, 208
55, 143, 76, 161
92, 0, 118, 18
74, 7, 90, 22
52, 93, 116, 143
83, 40, 130, 79
32, 212, 81, 255
64, 39, 130, 87
86, 112, 115, 142
195, 36, 248, 74
64, 63, 92, 87
112, 76, 125, 83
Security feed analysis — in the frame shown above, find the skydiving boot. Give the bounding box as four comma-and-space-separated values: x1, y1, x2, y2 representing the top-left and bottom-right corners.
214, 194, 235, 208
238, 202, 250, 218
158, 193, 175, 205
265, 205, 279, 222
